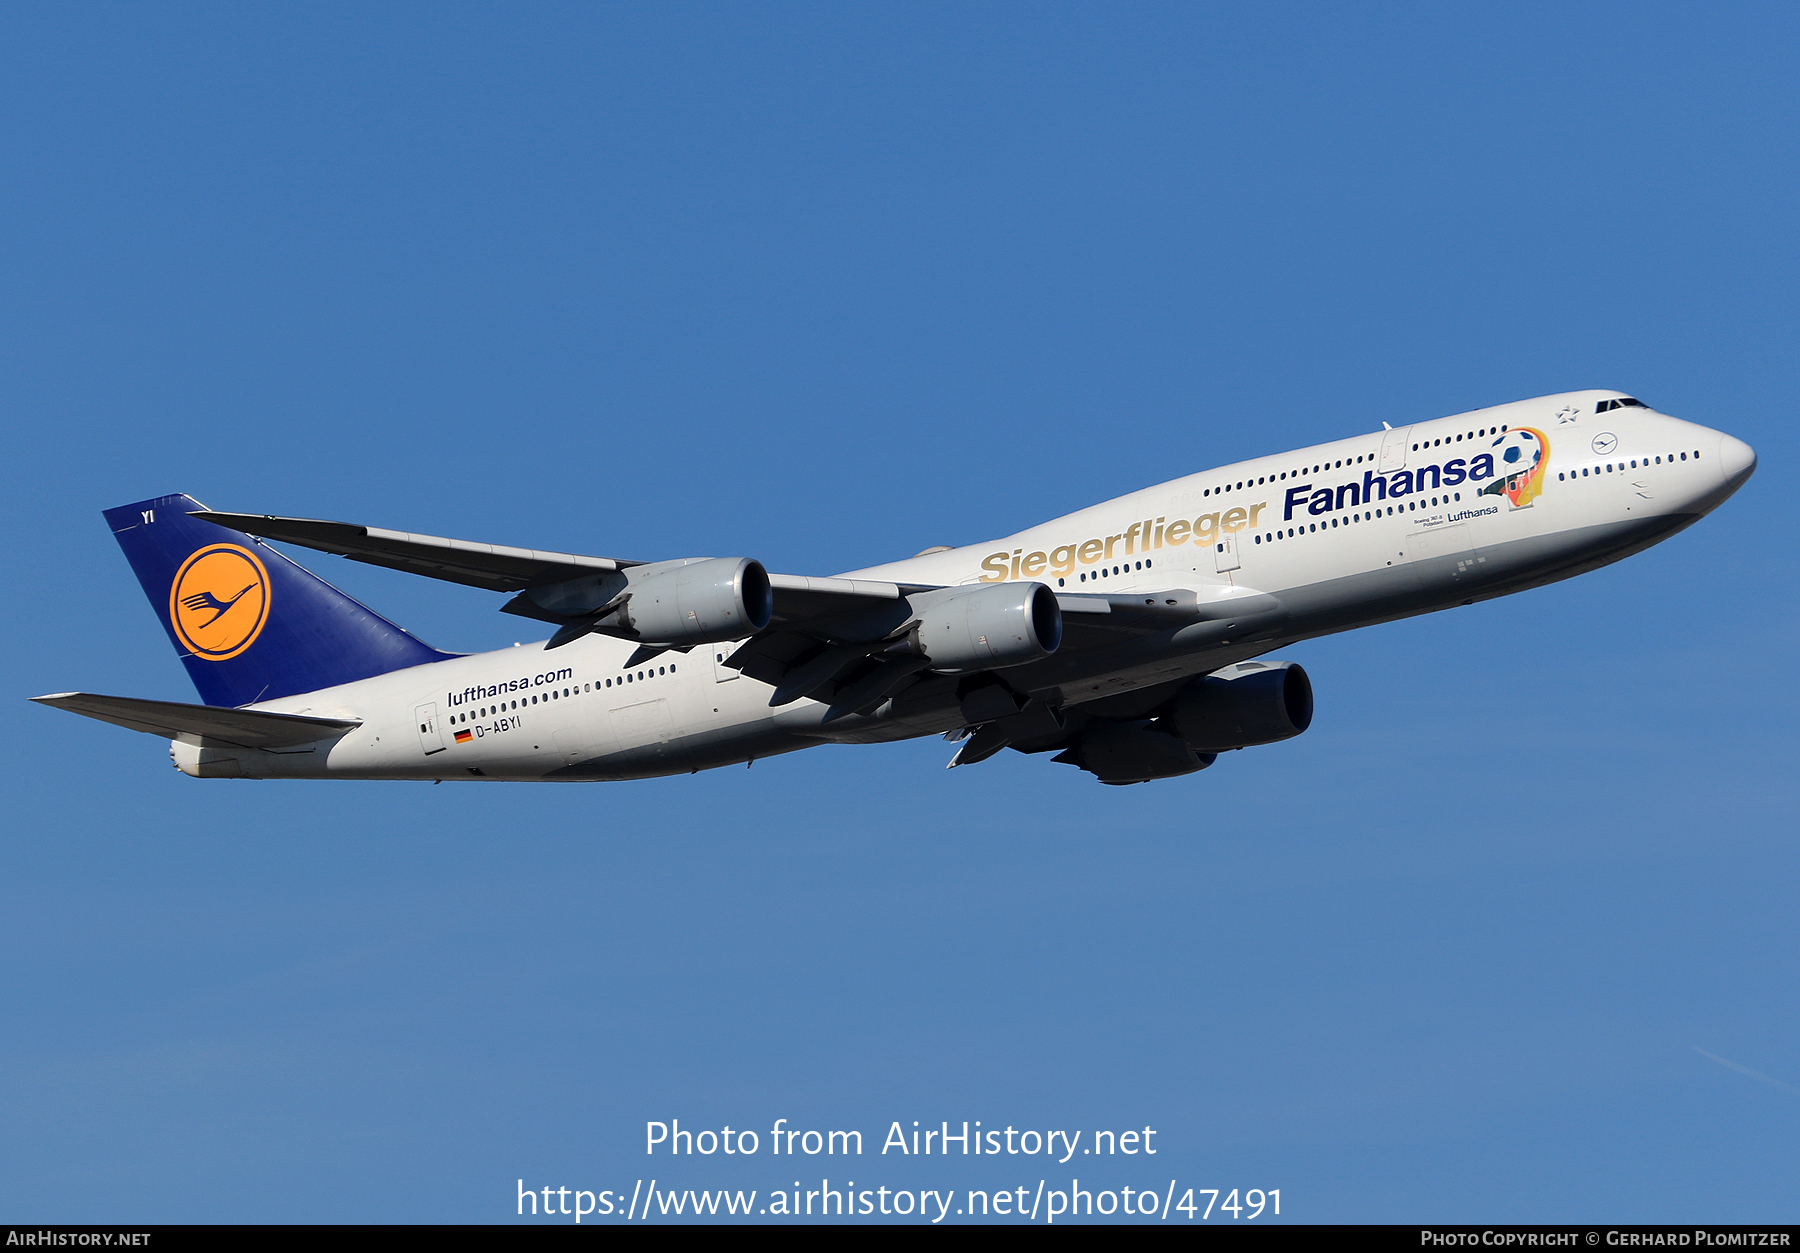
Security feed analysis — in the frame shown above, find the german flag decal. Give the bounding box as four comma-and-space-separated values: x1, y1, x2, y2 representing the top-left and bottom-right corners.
454, 729, 472, 744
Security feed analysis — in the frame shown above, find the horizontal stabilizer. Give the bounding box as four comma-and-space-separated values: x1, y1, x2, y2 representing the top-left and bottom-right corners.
31, 692, 360, 749
190, 511, 639, 593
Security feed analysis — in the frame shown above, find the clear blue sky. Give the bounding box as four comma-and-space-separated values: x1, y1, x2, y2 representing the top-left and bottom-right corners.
3, 3, 1796, 1224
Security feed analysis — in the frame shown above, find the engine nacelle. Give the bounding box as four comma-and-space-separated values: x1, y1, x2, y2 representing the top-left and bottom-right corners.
1053, 721, 1215, 785
1166, 661, 1313, 752
909, 582, 1061, 671
613, 557, 773, 645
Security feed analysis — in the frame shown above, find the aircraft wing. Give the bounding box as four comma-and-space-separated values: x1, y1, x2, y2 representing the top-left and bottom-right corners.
30, 692, 361, 749
191, 511, 924, 621
722, 587, 1241, 706
188, 509, 1275, 712
190, 511, 640, 592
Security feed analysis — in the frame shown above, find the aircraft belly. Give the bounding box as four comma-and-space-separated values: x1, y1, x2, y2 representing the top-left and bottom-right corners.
549, 719, 800, 780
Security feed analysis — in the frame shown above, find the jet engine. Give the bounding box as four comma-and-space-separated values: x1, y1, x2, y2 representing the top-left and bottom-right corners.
1052, 721, 1215, 785
905, 582, 1062, 671
611, 557, 773, 644
518, 557, 773, 647
1165, 661, 1313, 752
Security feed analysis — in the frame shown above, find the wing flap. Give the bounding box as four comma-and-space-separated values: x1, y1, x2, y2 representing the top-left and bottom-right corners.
31, 692, 361, 749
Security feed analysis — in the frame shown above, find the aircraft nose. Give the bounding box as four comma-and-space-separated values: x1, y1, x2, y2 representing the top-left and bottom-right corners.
1717, 432, 1757, 487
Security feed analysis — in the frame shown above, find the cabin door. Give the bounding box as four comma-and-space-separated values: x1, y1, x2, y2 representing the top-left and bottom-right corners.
1214, 531, 1242, 573
415, 702, 446, 756
713, 640, 741, 682
1379, 426, 1411, 472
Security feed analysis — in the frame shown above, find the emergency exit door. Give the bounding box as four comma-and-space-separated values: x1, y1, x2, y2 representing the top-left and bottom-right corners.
1214, 532, 1241, 573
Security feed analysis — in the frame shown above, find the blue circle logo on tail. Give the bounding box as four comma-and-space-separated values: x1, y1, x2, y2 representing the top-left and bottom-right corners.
169, 544, 271, 661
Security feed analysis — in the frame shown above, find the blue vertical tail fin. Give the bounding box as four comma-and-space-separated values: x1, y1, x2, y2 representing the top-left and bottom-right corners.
105, 494, 455, 707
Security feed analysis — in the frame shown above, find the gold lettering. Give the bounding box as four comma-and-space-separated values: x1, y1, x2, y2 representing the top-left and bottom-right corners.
979, 500, 1271, 578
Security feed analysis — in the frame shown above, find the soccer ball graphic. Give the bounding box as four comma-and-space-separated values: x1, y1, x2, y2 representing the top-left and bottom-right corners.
1480, 428, 1549, 508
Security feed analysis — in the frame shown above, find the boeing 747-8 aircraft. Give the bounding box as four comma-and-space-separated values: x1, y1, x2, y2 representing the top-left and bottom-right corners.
35, 390, 1755, 785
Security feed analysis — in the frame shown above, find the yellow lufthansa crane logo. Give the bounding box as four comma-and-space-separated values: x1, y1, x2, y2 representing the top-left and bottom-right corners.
169, 543, 271, 661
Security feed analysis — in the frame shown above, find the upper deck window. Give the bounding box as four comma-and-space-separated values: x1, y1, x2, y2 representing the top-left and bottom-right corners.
1595, 397, 1645, 413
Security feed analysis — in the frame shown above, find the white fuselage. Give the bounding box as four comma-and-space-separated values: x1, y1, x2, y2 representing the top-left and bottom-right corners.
174, 391, 1754, 781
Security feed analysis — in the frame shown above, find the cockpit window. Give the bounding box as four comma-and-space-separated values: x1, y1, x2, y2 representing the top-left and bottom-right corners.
1595, 397, 1645, 413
